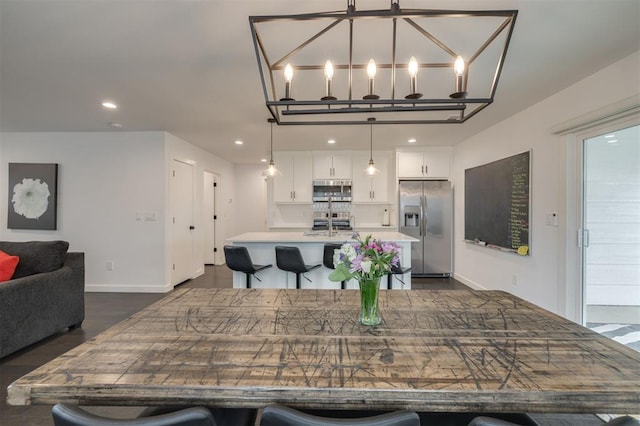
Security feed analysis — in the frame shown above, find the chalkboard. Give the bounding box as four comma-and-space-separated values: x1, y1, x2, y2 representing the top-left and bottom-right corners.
464, 151, 530, 254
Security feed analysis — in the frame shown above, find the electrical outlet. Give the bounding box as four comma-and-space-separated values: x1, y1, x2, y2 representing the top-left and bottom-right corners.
106, 261, 114, 271
512, 273, 518, 286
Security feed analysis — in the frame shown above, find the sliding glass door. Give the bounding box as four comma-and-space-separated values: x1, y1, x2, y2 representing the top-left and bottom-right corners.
581, 123, 640, 350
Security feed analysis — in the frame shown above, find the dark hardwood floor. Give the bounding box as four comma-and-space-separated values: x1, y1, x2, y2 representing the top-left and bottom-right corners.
1, 266, 608, 425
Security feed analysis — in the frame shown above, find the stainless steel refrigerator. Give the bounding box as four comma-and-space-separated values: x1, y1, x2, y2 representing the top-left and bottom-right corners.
399, 180, 453, 277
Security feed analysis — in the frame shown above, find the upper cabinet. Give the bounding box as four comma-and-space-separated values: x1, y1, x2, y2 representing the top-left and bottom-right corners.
351, 151, 390, 203
397, 149, 451, 179
313, 151, 352, 179
272, 151, 313, 203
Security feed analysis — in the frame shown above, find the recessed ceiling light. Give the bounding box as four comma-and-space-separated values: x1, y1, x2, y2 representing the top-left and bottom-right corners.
328, 139, 336, 144
109, 122, 122, 128
604, 134, 616, 138
235, 140, 243, 145
101, 101, 117, 109
260, 158, 267, 163
408, 138, 416, 143
607, 139, 618, 144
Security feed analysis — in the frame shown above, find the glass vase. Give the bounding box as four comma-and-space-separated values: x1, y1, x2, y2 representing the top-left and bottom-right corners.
358, 277, 381, 326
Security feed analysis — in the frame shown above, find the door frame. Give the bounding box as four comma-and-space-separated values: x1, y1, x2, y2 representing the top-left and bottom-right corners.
203, 170, 219, 265
170, 158, 196, 286
564, 114, 640, 324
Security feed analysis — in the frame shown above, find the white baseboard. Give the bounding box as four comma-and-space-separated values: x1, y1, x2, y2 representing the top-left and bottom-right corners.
452, 273, 488, 291
85, 283, 173, 293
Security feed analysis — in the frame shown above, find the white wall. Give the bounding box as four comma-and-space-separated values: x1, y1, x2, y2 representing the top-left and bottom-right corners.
233, 164, 268, 234
453, 51, 640, 316
0, 132, 167, 292
0, 131, 237, 292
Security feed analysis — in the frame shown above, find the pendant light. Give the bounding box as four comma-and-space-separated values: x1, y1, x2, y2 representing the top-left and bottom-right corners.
364, 117, 379, 176
263, 118, 281, 177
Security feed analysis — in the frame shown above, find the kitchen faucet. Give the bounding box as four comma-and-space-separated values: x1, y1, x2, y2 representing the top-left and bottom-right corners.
328, 196, 334, 237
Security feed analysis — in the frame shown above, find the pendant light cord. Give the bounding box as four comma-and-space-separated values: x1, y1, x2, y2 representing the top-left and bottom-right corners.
368, 117, 375, 162
369, 122, 373, 161
270, 120, 274, 161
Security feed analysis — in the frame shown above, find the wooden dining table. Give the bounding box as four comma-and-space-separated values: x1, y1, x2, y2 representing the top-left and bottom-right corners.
7, 288, 640, 414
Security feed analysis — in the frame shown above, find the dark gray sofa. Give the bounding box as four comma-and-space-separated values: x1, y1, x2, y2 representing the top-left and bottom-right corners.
0, 241, 85, 358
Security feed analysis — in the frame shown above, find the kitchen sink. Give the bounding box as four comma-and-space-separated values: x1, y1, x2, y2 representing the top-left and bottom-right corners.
303, 230, 355, 238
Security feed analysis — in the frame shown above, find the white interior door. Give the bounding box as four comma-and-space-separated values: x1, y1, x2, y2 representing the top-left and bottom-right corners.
581, 121, 640, 350
171, 159, 194, 285
203, 171, 217, 265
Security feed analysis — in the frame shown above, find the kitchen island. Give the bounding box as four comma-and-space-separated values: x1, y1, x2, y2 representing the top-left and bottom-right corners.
225, 231, 418, 289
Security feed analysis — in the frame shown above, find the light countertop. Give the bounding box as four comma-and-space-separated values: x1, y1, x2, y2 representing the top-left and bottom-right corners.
227, 231, 418, 243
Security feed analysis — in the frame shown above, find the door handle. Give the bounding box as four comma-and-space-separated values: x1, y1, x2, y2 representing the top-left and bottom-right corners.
189, 226, 195, 230
578, 229, 590, 247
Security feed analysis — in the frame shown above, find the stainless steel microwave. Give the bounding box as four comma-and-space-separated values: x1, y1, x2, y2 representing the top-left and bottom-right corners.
312, 180, 352, 202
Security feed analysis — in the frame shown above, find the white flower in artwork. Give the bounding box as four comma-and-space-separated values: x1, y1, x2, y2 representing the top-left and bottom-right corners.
11, 178, 51, 219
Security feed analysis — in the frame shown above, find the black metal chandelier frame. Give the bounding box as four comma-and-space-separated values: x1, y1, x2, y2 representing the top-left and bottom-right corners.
249, 1, 517, 126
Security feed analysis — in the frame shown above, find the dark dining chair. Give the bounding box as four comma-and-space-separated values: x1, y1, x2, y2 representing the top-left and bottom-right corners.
275, 246, 321, 289
51, 404, 217, 426
223, 245, 272, 288
323, 243, 347, 289
604, 416, 640, 426
467, 417, 530, 426
260, 404, 420, 426
387, 262, 411, 290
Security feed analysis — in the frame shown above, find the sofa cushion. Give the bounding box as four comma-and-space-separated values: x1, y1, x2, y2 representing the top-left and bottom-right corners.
0, 250, 20, 282
0, 241, 69, 279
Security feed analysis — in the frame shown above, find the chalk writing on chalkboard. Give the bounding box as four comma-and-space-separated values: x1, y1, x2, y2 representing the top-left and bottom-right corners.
464, 151, 530, 255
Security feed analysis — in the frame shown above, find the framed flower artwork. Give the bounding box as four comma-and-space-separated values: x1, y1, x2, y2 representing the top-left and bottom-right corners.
7, 163, 58, 230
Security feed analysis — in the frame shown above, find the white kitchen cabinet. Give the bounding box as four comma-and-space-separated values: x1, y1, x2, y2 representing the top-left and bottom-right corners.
397, 149, 451, 179
351, 151, 390, 203
272, 151, 313, 203
313, 151, 352, 179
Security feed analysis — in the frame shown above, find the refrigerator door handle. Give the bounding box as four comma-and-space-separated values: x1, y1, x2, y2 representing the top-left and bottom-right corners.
419, 196, 425, 236
423, 195, 427, 236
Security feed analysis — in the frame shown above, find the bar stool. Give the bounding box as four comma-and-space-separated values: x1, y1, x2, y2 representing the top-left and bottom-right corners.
387, 262, 412, 290
323, 243, 347, 290
223, 245, 272, 289
275, 246, 321, 289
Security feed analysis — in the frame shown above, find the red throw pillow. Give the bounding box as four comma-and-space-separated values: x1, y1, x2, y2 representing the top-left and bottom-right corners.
0, 250, 20, 282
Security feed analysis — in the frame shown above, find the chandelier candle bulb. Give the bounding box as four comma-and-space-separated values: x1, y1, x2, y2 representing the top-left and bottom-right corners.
406, 56, 422, 99
452, 56, 467, 98
323, 60, 337, 100
364, 59, 379, 99
409, 56, 418, 91
282, 63, 294, 101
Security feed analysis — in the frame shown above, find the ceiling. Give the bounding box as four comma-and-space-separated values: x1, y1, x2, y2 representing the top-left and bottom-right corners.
1, 0, 638, 165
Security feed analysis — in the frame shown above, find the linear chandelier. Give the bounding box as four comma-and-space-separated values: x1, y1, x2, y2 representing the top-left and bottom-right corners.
249, 1, 517, 126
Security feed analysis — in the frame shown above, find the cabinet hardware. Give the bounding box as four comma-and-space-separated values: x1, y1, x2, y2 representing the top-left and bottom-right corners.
421, 165, 424, 175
